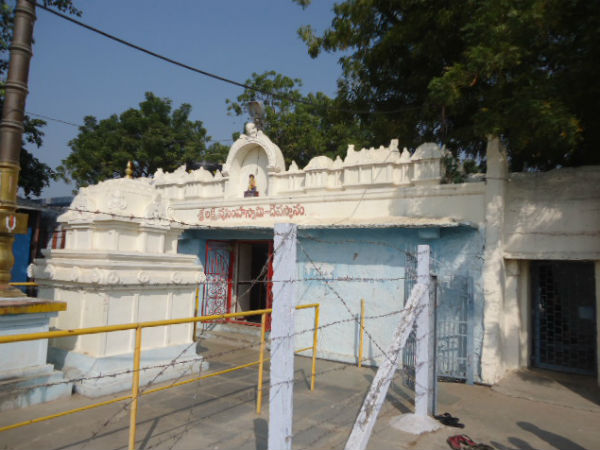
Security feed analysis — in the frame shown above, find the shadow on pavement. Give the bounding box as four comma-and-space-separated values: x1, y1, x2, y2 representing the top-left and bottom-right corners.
491, 421, 589, 450
253, 418, 267, 450
491, 437, 537, 450
518, 421, 587, 450
516, 370, 600, 407
139, 417, 159, 450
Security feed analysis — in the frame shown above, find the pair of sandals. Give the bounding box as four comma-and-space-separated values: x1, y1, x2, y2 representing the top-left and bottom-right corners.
435, 412, 465, 428
435, 413, 494, 450
447, 434, 494, 450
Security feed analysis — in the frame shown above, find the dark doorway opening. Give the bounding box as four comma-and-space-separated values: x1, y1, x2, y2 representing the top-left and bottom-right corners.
203, 239, 273, 329
234, 241, 272, 324
531, 261, 597, 375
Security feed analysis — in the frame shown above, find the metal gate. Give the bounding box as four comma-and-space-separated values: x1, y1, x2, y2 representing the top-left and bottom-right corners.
436, 276, 475, 383
203, 241, 233, 316
532, 261, 597, 375
402, 250, 475, 386
401, 251, 418, 390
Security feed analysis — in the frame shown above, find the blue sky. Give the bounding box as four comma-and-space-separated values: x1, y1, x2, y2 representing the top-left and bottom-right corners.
24, 0, 343, 197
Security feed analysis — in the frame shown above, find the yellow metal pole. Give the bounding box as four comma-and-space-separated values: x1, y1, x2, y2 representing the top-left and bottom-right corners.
144, 359, 267, 395
310, 305, 319, 391
359, 298, 365, 368
0, 394, 132, 433
128, 326, 142, 450
0, 306, 320, 344
256, 312, 267, 414
192, 285, 200, 342
294, 347, 312, 353
0, 308, 276, 344
0, 305, 323, 437
295, 303, 318, 310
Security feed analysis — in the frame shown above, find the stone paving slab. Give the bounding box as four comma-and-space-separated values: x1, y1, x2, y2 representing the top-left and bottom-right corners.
492, 368, 600, 414
0, 338, 599, 450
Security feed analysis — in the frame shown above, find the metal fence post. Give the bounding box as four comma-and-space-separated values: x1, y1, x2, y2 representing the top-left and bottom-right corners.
311, 304, 319, 391
268, 223, 297, 450
128, 326, 142, 450
345, 247, 430, 450
358, 299, 365, 368
415, 245, 435, 416
257, 312, 267, 413
432, 275, 439, 414
466, 277, 475, 385
192, 285, 200, 341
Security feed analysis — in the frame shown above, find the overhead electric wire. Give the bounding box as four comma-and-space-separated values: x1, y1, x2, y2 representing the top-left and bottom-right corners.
26, 111, 80, 127
26, 110, 233, 144
35, 2, 421, 116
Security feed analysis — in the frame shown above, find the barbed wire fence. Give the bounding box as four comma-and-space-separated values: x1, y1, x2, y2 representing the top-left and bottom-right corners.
0, 220, 480, 450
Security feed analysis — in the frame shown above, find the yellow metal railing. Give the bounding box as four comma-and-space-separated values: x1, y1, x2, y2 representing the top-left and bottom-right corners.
0, 303, 320, 450
358, 298, 365, 367
10, 281, 203, 343
192, 285, 200, 341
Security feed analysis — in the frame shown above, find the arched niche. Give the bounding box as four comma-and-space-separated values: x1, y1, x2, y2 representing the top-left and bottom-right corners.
222, 125, 285, 199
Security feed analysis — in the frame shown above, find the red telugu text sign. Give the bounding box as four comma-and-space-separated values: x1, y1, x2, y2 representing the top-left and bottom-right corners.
197, 203, 305, 222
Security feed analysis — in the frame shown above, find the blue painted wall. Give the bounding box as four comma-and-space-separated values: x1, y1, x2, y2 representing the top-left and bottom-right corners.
294, 227, 484, 377
178, 225, 484, 379
11, 228, 33, 283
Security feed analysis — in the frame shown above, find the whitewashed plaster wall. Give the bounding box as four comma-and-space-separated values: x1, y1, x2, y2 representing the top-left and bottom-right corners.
155, 128, 485, 229
31, 125, 600, 387
481, 138, 508, 384
501, 167, 600, 384
503, 167, 600, 384
31, 177, 205, 357
479, 137, 600, 384
504, 166, 600, 261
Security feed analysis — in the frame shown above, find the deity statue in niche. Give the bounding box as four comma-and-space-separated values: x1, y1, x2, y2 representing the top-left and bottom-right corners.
244, 174, 259, 197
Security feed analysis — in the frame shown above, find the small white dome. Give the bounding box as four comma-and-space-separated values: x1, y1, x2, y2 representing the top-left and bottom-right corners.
305, 155, 334, 171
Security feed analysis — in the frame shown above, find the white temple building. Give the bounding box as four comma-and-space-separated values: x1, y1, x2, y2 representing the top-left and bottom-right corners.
30, 125, 600, 394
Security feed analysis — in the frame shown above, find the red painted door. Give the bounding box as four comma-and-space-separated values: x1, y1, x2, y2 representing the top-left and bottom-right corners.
266, 240, 274, 330
203, 241, 233, 317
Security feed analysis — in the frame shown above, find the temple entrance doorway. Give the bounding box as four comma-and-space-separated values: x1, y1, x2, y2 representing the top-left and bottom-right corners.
232, 240, 273, 326
203, 240, 273, 330
531, 261, 597, 375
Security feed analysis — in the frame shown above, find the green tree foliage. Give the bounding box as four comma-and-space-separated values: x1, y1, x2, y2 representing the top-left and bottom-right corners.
226, 70, 370, 168
295, 0, 600, 170
0, 1, 81, 196
204, 141, 230, 164
58, 92, 218, 188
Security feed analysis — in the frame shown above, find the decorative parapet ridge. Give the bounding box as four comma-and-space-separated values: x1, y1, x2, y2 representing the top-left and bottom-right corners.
276, 139, 445, 193
152, 136, 446, 202
45, 131, 450, 252
52, 176, 184, 256
30, 251, 204, 287
221, 125, 286, 176
60, 177, 168, 225
35, 173, 203, 288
